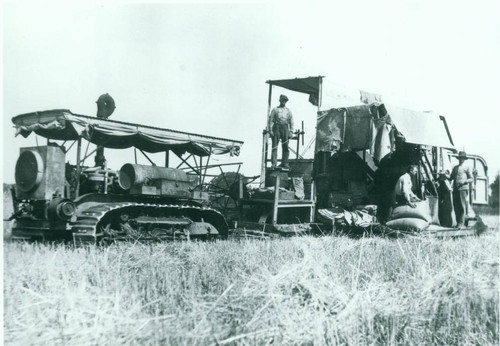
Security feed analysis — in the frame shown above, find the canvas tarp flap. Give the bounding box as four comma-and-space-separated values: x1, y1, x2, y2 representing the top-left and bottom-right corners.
316, 104, 454, 157
315, 106, 374, 152
12, 110, 243, 157
315, 105, 394, 162
316, 108, 345, 152
385, 106, 454, 149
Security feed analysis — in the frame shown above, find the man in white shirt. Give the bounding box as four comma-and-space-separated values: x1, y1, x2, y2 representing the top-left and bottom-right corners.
450, 151, 476, 227
394, 165, 421, 208
268, 94, 294, 168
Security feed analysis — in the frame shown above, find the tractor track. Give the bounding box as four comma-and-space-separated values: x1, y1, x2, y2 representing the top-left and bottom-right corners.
71, 202, 228, 244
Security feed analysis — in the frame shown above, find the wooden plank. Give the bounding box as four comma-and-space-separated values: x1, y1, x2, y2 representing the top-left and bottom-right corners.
422, 229, 477, 237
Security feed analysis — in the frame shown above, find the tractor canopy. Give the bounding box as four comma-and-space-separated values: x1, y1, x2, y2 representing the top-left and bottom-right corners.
12, 109, 243, 157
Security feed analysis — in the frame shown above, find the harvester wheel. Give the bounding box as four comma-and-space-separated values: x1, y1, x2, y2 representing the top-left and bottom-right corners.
208, 172, 247, 222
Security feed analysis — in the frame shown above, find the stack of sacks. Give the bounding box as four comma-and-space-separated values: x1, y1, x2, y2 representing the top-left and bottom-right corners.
386, 200, 433, 231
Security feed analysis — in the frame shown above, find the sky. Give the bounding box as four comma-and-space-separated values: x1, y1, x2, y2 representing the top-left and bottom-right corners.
2, 0, 500, 187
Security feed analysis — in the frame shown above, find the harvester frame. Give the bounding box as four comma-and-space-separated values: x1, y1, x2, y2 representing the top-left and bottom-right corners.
239, 75, 489, 236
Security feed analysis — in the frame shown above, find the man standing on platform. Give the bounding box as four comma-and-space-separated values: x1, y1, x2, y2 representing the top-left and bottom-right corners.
450, 151, 476, 228
268, 94, 294, 169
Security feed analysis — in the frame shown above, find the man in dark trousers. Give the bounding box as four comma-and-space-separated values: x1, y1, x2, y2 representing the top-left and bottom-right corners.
437, 169, 455, 227
268, 94, 294, 169
450, 151, 476, 228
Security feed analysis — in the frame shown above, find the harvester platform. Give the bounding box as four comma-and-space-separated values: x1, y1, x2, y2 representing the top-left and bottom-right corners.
238, 171, 316, 230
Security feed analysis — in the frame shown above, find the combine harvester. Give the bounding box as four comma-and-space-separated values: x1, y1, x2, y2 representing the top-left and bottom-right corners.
7, 79, 489, 243
235, 76, 489, 237
8, 95, 244, 244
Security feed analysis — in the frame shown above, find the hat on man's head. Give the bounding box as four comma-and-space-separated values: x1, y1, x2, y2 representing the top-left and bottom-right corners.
458, 151, 467, 159
279, 94, 289, 102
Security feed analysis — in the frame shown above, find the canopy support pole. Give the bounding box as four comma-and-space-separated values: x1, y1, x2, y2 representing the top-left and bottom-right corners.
139, 149, 157, 166
165, 150, 170, 167
318, 77, 323, 111
65, 140, 76, 154
194, 156, 200, 177
174, 153, 199, 175
439, 115, 455, 147
201, 154, 211, 187
178, 162, 243, 170
260, 83, 273, 187
75, 138, 82, 198
199, 156, 203, 188
218, 166, 231, 196
82, 141, 90, 166
81, 148, 98, 165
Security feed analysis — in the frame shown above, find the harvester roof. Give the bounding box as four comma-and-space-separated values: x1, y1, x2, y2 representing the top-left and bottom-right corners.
266, 76, 324, 95
12, 109, 243, 157
267, 76, 455, 150
385, 105, 454, 149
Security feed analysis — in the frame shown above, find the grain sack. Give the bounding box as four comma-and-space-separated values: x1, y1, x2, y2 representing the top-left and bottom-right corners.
426, 196, 440, 225
292, 177, 305, 200
386, 218, 429, 231
390, 201, 431, 222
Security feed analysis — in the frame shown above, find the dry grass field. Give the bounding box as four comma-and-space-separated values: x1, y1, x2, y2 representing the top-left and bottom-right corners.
3, 220, 499, 345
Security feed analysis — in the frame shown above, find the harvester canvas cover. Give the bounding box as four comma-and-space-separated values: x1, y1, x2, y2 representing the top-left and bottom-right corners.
268, 76, 381, 108
315, 104, 455, 159
268, 76, 455, 153
12, 110, 243, 157
385, 106, 454, 149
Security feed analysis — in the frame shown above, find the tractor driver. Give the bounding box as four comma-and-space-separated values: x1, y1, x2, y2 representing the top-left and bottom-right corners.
268, 94, 294, 169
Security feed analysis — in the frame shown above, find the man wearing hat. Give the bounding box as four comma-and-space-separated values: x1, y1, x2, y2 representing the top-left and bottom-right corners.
450, 151, 476, 228
268, 94, 294, 168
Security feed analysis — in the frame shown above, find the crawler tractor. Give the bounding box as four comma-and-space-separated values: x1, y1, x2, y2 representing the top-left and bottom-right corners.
9, 95, 243, 244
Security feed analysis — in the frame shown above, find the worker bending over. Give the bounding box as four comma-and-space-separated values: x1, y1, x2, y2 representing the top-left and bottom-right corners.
394, 165, 421, 208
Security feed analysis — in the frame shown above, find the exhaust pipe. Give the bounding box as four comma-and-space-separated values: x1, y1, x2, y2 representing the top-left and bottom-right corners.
96, 93, 116, 119
95, 93, 116, 167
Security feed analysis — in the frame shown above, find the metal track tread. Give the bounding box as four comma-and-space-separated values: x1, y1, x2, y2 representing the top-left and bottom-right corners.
71, 202, 227, 245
